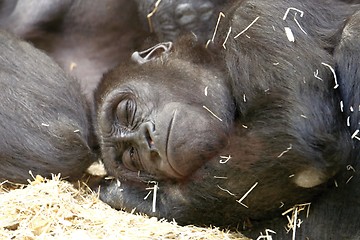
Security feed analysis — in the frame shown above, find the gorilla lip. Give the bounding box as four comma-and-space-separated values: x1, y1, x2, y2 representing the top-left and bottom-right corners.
165, 110, 184, 178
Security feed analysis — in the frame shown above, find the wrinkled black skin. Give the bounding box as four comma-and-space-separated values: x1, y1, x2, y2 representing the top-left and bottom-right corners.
95, 0, 360, 239
0, 30, 96, 183
135, 0, 231, 42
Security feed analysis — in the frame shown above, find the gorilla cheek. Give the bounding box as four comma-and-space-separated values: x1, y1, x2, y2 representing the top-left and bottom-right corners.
156, 103, 229, 178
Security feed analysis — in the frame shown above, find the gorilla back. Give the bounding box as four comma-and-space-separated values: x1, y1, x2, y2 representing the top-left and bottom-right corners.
0, 30, 96, 183
96, 0, 360, 239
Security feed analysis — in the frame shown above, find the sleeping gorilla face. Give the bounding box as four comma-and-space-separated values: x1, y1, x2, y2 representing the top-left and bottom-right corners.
96, 53, 234, 180
96, 0, 360, 239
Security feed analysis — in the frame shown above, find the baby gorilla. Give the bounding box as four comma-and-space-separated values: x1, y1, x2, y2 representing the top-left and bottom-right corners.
0, 30, 96, 183
95, 0, 360, 239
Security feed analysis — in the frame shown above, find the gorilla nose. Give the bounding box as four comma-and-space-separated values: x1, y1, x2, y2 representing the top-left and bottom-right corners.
113, 121, 157, 153
136, 121, 156, 150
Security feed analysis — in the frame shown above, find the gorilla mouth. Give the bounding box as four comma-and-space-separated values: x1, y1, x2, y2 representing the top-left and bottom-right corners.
165, 110, 184, 178
165, 111, 175, 160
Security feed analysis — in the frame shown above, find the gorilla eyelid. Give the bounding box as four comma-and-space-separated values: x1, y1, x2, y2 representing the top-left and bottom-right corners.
125, 100, 132, 125
128, 100, 137, 127
116, 99, 137, 128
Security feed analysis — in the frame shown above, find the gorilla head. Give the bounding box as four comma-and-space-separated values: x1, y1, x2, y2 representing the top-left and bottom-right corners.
95, 46, 234, 180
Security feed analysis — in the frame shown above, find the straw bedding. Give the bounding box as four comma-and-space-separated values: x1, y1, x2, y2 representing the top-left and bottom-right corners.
0, 172, 247, 240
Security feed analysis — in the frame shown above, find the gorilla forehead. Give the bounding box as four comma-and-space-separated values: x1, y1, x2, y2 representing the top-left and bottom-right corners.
96, 57, 234, 111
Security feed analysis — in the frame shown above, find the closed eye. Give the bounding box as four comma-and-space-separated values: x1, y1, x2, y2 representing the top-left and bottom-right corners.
116, 99, 137, 128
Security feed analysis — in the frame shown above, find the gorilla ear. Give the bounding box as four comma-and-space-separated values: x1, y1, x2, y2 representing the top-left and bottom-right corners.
131, 41, 173, 65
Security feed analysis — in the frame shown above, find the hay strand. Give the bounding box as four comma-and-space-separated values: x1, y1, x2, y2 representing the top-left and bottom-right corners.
0, 175, 247, 239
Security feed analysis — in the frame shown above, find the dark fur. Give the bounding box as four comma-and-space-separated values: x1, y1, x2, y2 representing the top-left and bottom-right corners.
95, 0, 360, 239
0, 0, 146, 104
0, 0, 230, 105
135, 0, 231, 41
0, 0, 231, 183
0, 30, 96, 183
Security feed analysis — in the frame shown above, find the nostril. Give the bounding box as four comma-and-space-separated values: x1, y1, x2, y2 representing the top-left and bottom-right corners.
145, 128, 154, 149
142, 121, 155, 149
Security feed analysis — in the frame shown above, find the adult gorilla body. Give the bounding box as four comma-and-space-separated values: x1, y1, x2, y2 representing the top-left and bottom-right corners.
96, 0, 360, 239
0, 30, 96, 183
0, 0, 145, 105
0, 0, 231, 184
0, 0, 229, 106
